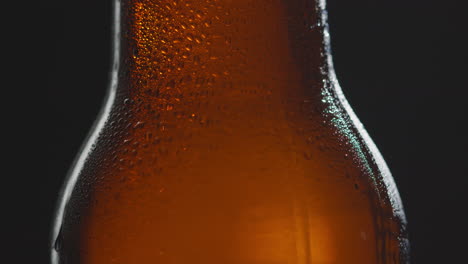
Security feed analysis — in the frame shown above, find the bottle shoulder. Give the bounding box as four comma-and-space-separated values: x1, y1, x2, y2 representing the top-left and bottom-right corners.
68, 85, 403, 211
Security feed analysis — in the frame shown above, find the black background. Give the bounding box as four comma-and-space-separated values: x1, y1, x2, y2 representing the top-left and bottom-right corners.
6, 0, 467, 263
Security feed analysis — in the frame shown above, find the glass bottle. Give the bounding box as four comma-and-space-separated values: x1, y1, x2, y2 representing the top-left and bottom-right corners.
52, 0, 409, 263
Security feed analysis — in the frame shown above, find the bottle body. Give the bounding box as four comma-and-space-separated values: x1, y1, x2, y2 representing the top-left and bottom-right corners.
52, 0, 409, 263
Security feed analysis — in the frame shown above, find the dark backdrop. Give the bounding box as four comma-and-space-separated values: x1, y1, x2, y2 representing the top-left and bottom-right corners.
7, 0, 467, 263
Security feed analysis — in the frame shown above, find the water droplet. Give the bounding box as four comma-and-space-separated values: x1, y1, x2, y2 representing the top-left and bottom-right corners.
54, 226, 64, 252
144, 133, 152, 142
133, 121, 145, 129
166, 79, 176, 89
199, 116, 207, 125
303, 152, 312, 160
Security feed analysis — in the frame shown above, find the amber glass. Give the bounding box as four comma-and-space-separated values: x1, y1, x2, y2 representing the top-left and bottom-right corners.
51, 0, 409, 263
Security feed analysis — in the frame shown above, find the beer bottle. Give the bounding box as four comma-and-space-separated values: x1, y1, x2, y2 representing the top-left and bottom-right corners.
52, 0, 409, 263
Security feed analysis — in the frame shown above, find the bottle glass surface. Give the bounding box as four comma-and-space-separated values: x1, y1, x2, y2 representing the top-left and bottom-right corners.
52, 0, 409, 263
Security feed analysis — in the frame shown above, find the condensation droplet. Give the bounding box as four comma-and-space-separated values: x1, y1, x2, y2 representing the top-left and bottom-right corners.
303, 152, 312, 160
54, 226, 64, 252
133, 121, 145, 129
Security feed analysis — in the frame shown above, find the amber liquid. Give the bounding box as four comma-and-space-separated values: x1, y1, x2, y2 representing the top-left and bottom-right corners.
53, 0, 409, 263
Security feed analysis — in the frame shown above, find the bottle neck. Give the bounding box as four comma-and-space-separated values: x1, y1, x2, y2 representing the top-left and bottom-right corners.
110, 0, 335, 107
